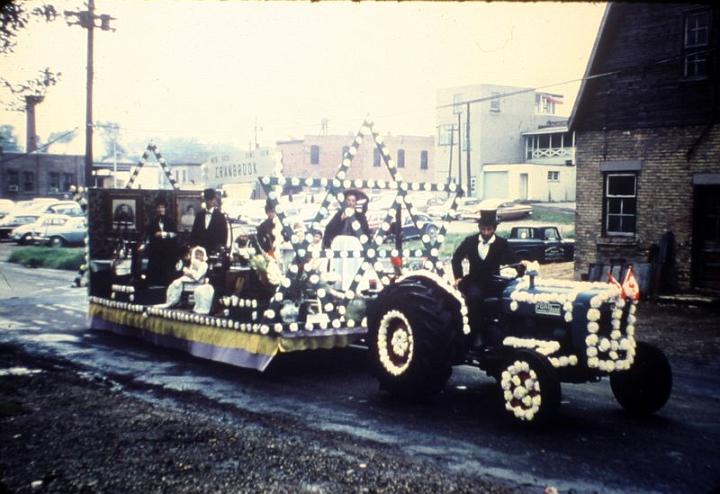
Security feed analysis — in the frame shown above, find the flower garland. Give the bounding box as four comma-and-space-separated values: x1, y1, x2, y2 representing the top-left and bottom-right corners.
500, 359, 542, 421
502, 336, 579, 369
377, 310, 415, 376
585, 298, 638, 372
395, 270, 471, 335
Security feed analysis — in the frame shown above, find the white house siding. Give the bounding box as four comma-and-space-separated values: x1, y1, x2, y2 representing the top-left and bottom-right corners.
482, 163, 576, 202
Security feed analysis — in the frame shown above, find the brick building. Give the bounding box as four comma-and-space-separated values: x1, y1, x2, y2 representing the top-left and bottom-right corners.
0, 152, 85, 200
277, 134, 434, 185
570, 4, 720, 291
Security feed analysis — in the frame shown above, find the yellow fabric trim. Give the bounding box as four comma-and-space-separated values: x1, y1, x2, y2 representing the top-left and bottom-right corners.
89, 303, 362, 357
89, 303, 277, 357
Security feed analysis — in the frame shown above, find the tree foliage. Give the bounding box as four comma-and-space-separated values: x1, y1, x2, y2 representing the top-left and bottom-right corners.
0, 2, 58, 54
0, 124, 22, 152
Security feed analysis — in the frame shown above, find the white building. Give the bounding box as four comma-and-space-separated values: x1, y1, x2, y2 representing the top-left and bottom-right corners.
435, 83, 575, 202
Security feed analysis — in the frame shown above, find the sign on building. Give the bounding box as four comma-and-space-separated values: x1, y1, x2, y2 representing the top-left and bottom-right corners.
202, 148, 277, 188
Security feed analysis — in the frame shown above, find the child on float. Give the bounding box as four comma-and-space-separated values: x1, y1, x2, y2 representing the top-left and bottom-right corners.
164, 245, 214, 314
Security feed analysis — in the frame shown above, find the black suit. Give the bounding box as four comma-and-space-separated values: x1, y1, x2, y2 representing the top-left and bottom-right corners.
190, 208, 228, 255
451, 233, 517, 286
452, 233, 518, 342
144, 215, 178, 285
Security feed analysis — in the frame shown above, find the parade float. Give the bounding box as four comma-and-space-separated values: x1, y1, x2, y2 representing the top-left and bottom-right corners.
87, 120, 671, 424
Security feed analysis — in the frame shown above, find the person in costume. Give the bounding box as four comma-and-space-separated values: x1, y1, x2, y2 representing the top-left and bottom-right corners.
323, 189, 370, 248
164, 246, 214, 314
452, 209, 526, 343
190, 188, 228, 255
138, 198, 178, 285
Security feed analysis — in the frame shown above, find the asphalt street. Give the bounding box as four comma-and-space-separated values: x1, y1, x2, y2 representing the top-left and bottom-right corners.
1, 244, 719, 493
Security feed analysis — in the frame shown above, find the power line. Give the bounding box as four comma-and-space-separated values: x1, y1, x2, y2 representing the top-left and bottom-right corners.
0, 127, 79, 165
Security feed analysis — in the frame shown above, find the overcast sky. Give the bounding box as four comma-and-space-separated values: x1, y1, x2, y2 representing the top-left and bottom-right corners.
0, 1, 606, 153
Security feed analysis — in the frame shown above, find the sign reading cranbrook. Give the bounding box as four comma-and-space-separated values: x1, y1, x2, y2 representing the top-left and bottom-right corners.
202, 147, 277, 188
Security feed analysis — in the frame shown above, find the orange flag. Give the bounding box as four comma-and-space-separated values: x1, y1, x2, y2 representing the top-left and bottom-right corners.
608, 272, 622, 290
621, 265, 641, 301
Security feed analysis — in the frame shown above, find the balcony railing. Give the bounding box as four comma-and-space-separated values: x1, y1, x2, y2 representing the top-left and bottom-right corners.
526, 147, 575, 162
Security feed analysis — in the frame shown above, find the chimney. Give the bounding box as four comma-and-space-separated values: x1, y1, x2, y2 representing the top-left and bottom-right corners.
25, 95, 43, 152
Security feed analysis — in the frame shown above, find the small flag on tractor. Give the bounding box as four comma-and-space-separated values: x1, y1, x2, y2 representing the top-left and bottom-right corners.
608, 272, 622, 291
621, 265, 641, 301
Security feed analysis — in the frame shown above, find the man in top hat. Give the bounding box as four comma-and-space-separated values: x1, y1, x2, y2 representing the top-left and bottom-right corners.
323, 189, 370, 248
190, 188, 228, 255
452, 209, 525, 344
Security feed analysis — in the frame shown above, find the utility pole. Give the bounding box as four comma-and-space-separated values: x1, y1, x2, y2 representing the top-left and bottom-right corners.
465, 102, 472, 197
253, 117, 262, 149
457, 111, 462, 193
447, 124, 454, 185
65, 1, 115, 189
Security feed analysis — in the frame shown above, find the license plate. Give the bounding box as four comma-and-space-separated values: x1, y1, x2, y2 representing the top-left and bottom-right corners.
535, 301, 562, 316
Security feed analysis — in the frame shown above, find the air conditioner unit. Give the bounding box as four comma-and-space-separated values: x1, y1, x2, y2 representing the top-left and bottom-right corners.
8, 185, 18, 192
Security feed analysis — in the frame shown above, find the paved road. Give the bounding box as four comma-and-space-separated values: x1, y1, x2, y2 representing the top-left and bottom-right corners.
0, 255, 719, 493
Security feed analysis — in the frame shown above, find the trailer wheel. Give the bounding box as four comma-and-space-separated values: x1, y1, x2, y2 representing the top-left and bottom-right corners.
499, 349, 561, 423
610, 341, 672, 416
368, 277, 463, 400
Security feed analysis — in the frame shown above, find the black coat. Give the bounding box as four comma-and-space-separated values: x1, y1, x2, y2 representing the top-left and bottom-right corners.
190, 209, 228, 254
451, 234, 517, 284
323, 211, 370, 248
144, 215, 178, 285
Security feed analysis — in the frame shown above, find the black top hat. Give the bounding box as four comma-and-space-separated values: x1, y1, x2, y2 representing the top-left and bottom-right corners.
203, 188, 217, 202
477, 209, 499, 227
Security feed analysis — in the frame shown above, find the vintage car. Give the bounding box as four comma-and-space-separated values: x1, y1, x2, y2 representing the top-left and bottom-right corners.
0, 198, 15, 219
30, 214, 87, 247
507, 225, 575, 263
0, 212, 42, 239
459, 198, 533, 221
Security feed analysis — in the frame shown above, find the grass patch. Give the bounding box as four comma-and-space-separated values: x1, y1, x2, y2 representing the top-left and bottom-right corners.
528, 205, 575, 225
8, 246, 85, 271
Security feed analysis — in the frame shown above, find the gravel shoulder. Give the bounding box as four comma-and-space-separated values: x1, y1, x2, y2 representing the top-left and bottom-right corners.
0, 344, 519, 494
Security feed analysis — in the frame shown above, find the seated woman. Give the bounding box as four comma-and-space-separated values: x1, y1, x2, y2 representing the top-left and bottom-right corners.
164, 246, 215, 314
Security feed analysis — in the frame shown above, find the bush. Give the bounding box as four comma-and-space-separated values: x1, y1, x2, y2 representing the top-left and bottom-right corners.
8, 247, 85, 271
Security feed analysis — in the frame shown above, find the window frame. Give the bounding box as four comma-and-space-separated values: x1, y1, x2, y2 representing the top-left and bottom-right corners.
603, 172, 637, 236
397, 149, 405, 168
490, 92, 501, 113
547, 171, 560, 182
420, 150, 428, 170
310, 145, 320, 165
683, 9, 711, 80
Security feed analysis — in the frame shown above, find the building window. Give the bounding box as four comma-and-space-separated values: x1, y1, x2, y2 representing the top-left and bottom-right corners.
6, 170, 19, 190
62, 173, 74, 191
23, 171, 34, 192
420, 150, 428, 170
604, 173, 637, 235
490, 92, 501, 112
684, 10, 710, 79
48, 172, 60, 191
437, 124, 455, 146
310, 145, 320, 165
397, 149, 405, 168
547, 171, 560, 181
373, 148, 381, 167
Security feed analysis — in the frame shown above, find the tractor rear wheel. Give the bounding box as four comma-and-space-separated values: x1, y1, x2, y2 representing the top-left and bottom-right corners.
367, 276, 463, 400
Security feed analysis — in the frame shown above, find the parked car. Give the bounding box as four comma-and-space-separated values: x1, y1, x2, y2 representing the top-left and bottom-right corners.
0, 212, 42, 239
0, 199, 15, 219
42, 201, 84, 216
10, 215, 51, 245
507, 225, 575, 263
30, 215, 87, 247
384, 213, 439, 242
427, 197, 483, 221
459, 198, 532, 221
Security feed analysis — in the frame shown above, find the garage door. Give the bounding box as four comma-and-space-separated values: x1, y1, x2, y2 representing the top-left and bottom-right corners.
483, 171, 508, 199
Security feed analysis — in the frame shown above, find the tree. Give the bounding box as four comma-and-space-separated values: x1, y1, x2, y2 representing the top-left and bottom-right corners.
0, 67, 61, 112
95, 121, 127, 161
0, 124, 22, 152
0, 2, 58, 54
